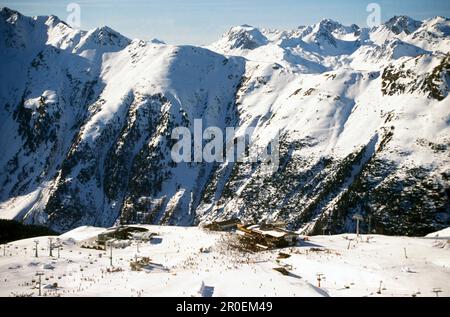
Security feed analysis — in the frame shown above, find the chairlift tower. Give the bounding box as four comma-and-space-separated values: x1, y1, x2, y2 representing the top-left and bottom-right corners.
377, 281, 383, 294
368, 215, 372, 234
56, 238, 61, 259
107, 239, 116, 267
433, 288, 442, 297
36, 271, 44, 296
136, 238, 141, 253
353, 214, 364, 238
316, 273, 325, 288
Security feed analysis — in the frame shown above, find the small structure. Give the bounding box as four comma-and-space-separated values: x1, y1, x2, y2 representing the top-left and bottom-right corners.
273, 267, 290, 276
237, 223, 299, 248
130, 231, 156, 242
277, 252, 291, 259
130, 257, 168, 272
353, 214, 364, 237
96, 226, 149, 246
204, 218, 241, 231
35, 271, 44, 296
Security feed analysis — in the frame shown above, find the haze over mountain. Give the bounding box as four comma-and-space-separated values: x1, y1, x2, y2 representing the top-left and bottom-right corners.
0, 7, 449, 235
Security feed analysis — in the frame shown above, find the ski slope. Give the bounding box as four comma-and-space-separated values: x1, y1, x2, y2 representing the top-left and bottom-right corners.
0, 226, 448, 297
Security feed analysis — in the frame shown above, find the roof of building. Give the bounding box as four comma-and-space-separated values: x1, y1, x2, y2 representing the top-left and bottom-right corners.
215, 218, 241, 226
246, 224, 298, 239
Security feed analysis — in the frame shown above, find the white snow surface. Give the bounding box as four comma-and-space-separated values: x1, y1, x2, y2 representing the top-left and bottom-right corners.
426, 227, 450, 239
0, 226, 449, 297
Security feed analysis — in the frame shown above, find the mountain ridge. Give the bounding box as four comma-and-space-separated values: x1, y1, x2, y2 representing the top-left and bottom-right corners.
0, 7, 449, 235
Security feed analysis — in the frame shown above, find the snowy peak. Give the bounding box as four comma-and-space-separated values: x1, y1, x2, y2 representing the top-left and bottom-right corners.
384, 16, 422, 35
294, 19, 362, 55
368, 15, 449, 53
317, 18, 344, 31
423, 16, 450, 38
0, 6, 21, 20
149, 38, 166, 45
350, 38, 429, 70
385, 39, 428, 59
0, 7, 66, 35
0, 7, 130, 54
287, 19, 359, 42
44, 14, 64, 27
0, 8, 72, 52
74, 26, 130, 53
214, 24, 268, 51
305, 19, 342, 46
315, 18, 360, 38
209, 15, 449, 69
0, 6, 35, 26
406, 16, 450, 53
423, 15, 450, 33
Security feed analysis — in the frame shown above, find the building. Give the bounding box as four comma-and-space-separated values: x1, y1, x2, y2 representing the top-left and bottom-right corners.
96, 226, 149, 246
130, 231, 156, 242
237, 223, 299, 248
204, 218, 242, 231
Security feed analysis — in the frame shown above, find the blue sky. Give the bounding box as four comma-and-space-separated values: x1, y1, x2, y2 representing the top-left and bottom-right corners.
1, 0, 449, 45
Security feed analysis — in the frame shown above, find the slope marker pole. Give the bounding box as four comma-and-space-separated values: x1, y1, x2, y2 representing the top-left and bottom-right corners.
48, 238, 54, 257
34, 240, 40, 258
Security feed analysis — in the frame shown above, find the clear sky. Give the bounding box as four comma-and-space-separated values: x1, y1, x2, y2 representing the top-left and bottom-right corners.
1, 0, 449, 45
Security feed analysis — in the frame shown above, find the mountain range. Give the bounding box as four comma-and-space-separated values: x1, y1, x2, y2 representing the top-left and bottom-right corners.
0, 7, 449, 235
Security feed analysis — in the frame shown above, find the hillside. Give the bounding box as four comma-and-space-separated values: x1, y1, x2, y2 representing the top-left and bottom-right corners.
0, 7, 449, 235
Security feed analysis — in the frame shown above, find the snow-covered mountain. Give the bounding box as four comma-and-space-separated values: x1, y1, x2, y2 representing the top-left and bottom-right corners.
0, 7, 449, 235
